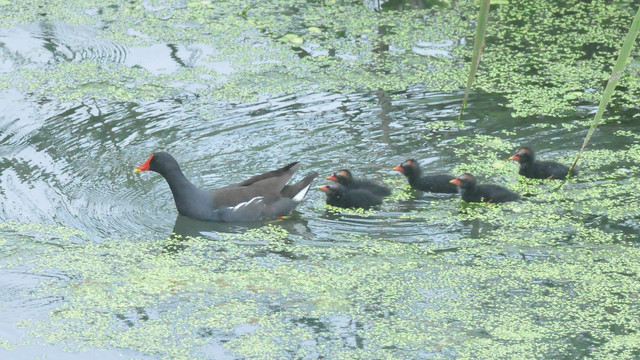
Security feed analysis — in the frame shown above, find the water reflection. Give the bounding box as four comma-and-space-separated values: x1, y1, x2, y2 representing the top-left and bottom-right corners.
0, 22, 128, 68
170, 214, 313, 239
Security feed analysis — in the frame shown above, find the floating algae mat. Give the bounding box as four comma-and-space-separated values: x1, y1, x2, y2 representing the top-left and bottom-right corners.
2, 145, 640, 359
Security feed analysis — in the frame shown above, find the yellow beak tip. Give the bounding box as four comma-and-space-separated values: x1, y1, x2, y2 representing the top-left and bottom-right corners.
133, 169, 141, 173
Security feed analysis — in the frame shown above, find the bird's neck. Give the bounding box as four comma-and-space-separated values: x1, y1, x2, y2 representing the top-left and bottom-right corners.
407, 170, 421, 184
519, 160, 534, 174
461, 183, 477, 196
160, 168, 204, 209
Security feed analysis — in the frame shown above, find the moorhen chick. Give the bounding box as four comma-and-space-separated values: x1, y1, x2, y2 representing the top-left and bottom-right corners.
393, 159, 458, 193
134, 152, 318, 221
449, 173, 519, 203
318, 183, 383, 210
509, 147, 575, 179
326, 169, 391, 197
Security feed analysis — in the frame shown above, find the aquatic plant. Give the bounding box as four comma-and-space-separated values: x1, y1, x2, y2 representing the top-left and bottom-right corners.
458, 0, 490, 125
570, 6, 640, 174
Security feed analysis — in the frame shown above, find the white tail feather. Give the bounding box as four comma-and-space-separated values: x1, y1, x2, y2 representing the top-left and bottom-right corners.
292, 183, 311, 202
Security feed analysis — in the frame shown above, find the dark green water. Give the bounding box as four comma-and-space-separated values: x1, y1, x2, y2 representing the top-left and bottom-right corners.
1, 0, 639, 359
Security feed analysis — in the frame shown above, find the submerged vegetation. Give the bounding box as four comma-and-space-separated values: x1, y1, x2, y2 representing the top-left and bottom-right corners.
0, 0, 639, 359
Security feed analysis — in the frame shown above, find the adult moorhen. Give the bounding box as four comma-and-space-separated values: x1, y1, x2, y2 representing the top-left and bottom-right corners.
326, 169, 391, 197
318, 183, 383, 210
509, 147, 575, 179
449, 173, 519, 203
134, 152, 318, 221
393, 159, 458, 193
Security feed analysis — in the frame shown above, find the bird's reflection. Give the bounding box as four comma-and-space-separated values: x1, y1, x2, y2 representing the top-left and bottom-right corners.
459, 217, 495, 238
171, 214, 258, 238
162, 213, 315, 255
171, 213, 313, 237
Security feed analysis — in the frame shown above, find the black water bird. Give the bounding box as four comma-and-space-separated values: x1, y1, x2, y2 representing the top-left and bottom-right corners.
509, 147, 575, 179
393, 159, 458, 193
134, 152, 318, 221
318, 183, 383, 209
326, 169, 391, 197
449, 173, 519, 203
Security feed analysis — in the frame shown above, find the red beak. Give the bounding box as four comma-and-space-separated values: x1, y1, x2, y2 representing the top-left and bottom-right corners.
134, 154, 153, 173
449, 178, 462, 186
326, 174, 338, 182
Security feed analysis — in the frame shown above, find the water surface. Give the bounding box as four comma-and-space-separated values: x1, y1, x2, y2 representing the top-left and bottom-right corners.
1, 0, 639, 359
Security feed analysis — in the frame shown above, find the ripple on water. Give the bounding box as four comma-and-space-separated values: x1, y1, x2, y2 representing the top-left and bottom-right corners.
0, 268, 66, 323
0, 93, 192, 236
0, 23, 127, 71
3, 71, 630, 243
1, 87, 506, 241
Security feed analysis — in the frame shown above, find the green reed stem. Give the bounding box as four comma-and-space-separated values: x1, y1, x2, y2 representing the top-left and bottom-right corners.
569, 6, 640, 176
457, 0, 490, 127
